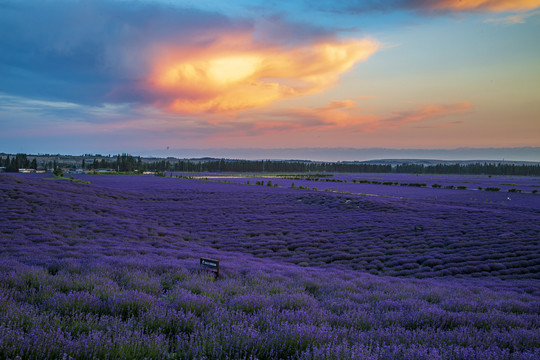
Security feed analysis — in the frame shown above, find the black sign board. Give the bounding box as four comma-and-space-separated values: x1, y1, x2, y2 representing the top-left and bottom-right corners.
200, 258, 219, 278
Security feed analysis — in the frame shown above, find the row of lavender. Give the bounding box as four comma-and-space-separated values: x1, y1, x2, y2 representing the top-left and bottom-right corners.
1, 174, 539, 358
81, 174, 540, 278
187, 172, 540, 190
4, 174, 539, 280
186, 172, 540, 209
2, 255, 538, 359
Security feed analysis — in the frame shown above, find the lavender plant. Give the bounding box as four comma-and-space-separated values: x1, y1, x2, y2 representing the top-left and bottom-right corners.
0, 174, 539, 359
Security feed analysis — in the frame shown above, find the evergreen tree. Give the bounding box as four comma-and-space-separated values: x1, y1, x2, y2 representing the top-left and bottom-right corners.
8, 157, 17, 172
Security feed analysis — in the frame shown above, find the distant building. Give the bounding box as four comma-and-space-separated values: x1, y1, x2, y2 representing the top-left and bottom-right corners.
91, 169, 117, 173
18, 168, 36, 173
64, 169, 87, 174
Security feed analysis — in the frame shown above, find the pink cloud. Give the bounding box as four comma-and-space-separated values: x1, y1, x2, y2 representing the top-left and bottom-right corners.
415, 0, 540, 13
217, 100, 472, 139
369, 102, 472, 131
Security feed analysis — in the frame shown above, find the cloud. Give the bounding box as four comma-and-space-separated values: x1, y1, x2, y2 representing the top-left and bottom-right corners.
228, 100, 472, 137
0, 91, 472, 149
0, 1, 248, 104
413, 0, 540, 13
0, 0, 378, 115
147, 37, 378, 114
371, 102, 471, 131
322, 0, 540, 15
483, 9, 540, 23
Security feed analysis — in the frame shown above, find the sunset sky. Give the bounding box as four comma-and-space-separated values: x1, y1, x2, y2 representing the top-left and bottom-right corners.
1, 0, 539, 159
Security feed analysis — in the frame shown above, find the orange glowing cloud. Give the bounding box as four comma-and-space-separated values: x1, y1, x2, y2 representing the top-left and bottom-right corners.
424, 0, 540, 12
148, 36, 378, 114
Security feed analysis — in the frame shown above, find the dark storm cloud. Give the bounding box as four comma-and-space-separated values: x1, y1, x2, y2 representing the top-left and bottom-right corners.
0, 0, 247, 105
0, 0, 349, 111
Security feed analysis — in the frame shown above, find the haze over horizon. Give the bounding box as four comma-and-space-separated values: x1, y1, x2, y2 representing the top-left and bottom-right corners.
1, 0, 539, 154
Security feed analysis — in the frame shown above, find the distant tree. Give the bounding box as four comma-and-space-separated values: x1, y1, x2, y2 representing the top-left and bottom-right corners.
82, 159, 85, 169
53, 167, 63, 177
17, 153, 29, 169
30, 158, 37, 170
5, 153, 29, 172
6, 156, 18, 172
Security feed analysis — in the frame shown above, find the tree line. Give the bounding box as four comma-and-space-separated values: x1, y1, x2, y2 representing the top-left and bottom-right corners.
1, 153, 539, 176
0, 154, 37, 172
393, 163, 540, 176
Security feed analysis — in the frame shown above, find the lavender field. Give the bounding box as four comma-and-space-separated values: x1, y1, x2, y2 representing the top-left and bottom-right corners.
1, 173, 539, 359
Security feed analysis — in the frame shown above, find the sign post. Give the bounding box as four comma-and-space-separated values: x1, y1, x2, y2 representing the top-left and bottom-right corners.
200, 258, 219, 278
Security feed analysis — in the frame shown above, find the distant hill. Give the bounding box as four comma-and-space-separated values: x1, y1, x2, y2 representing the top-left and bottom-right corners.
358, 159, 540, 166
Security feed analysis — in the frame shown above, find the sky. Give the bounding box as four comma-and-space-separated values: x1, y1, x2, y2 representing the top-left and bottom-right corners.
1, 0, 539, 160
